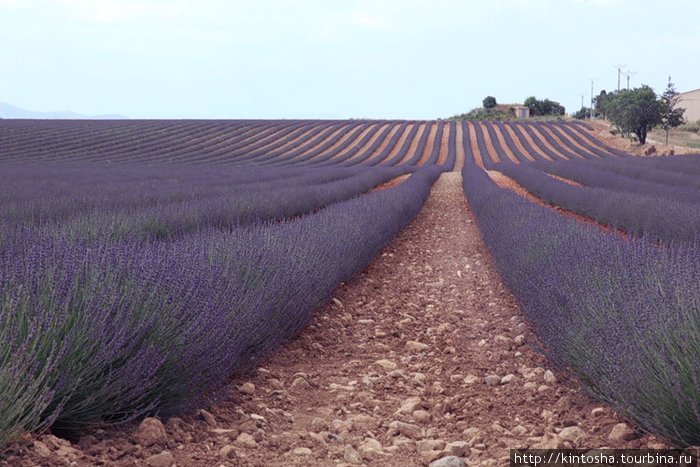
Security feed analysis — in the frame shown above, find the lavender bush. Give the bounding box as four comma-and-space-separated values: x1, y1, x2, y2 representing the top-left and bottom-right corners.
462, 162, 700, 446
0, 164, 441, 446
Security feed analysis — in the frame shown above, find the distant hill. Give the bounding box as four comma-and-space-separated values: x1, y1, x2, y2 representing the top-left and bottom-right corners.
0, 102, 127, 120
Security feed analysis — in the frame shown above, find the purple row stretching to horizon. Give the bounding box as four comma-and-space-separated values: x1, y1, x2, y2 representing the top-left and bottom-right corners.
496, 159, 700, 244
461, 161, 699, 446
0, 119, 648, 168
0, 161, 442, 447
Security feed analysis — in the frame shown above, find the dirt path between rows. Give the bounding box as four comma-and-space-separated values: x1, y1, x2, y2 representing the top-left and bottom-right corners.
6, 173, 668, 467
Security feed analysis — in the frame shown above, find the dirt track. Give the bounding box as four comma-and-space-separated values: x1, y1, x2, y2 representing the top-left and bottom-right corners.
5, 173, 669, 467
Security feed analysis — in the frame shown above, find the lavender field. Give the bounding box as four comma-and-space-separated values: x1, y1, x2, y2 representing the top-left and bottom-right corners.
1, 118, 699, 456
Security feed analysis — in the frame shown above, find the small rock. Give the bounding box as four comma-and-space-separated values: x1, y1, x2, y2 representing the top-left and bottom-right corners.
530, 433, 564, 449
332, 297, 344, 308
41, 435, 70, 449
145, 451, 175, 467
559, 426, 586, 443
608, 423, 636, 442
344, 445, 363, 464
417, 439, 446, 452
135, 417, 167, 447
55, 446, 79, 458
293, 447, 313, 456
514, 335, 525, 345
359, 438, 383, 452
398, 396, 424, 414
413, 410, 431, 423
591, 407, 605, 417
210, 428, 238, 438
219, 445, 237, 459
463, 375, 479, 385
32, 441, 51, 457
311, 417, 328, 432
405, 340, 429, 352
429, 455, 467, 467
375, 359, 398, 370
235, 432, 258, 448
544, 370, 557, 383
500, 374, 516, 384
291, 377, 311, 390
421, 450, 445, 463
239, 382, 255, 396
200, 409, 217, 428
484, 375, 501, 386
388, 420, 424, 439
443, 441, 469, 457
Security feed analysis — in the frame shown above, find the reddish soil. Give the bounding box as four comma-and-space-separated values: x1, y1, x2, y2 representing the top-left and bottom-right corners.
436, 124, 451, 166
5, 174, 668, 467
369, 174, 411, 192
397, 124, 428, 166
522, 125, 568, 160
509, 124, 554, 162
467, 123, 485, 168
318, 125, 378, 160
486, 170, 628, 239
582, 120, 696, 156
385, 123, 416, 163
477, 123, 502, 164
453, 123, 466, 172
500, 125, 534, 162
417, 124, 439, 166
364, 125, 404, 165
489, 124, 519, 164
537, 125, 588, 159
330, 124, 381, 162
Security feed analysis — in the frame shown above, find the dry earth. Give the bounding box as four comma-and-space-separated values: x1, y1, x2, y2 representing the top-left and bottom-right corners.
3, 173, 671, 467
586, 120, 697, 156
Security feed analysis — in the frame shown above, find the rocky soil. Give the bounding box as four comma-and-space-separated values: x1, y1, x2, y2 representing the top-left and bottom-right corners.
2, 173, 670, 467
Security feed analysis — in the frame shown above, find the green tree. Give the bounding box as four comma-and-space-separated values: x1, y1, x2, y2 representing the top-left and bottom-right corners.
594, 90, 614, 119
606, 85, 661, 144
482, 96, 497, 109
659, 77, 685, 145
524, 96, 565, 116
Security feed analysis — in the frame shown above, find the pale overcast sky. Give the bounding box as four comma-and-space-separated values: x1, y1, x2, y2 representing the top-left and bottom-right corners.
0, 0, 698, 119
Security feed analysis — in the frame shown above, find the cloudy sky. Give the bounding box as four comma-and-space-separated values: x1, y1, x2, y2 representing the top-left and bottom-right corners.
0, 0, 698, 119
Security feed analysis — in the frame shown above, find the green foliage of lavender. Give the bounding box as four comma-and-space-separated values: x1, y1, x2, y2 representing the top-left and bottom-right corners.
462, 163, 700, 446
0, 164, 441, 447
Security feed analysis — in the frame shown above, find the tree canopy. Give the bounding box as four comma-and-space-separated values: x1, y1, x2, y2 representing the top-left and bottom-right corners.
659, 78, 685, 145
605, 85, 661, 144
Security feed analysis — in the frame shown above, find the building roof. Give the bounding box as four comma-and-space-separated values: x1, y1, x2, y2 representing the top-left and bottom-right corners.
679, 88, 700, 96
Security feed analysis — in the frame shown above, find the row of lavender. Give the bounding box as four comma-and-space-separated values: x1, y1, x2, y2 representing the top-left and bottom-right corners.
0, 164, 411, 244
462, 161, 699, 446
0, 119, 616, 167
496, 154, 700, 243
0, 164, 442, 447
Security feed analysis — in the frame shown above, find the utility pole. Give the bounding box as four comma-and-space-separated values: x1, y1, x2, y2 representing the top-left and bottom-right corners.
614, 64, 625, 92
581, 94, 584, 110
624, 70, 637, 90
590, 79, 595, 119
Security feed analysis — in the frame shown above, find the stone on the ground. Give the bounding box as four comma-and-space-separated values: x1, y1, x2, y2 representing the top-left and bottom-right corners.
500, 374, 516, 384
219, 445, 237, 459
235, 432, 257, 448
544, 370, 557, 383
608, 423, 636, 442
413, 410, 431, 422
405, 340, 429, 352
375, 359, 398, 370
199, 409, 217, 428
591, 407, 605, 417
239, 382, 255, 395
559, 426, 586, 443
145, 451, 175, 467
32, 441, 52, 457
443, 441, 469, 457
290, 377, 311, 390
417, 439, 446, 452
429, 455, 467, 467
484, 375, 501, 386
388, 420, 424, 439
135, 417, 167, 447
398, 396, 423, 414
344, 445, 363, 464
293, 447, 312, 456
